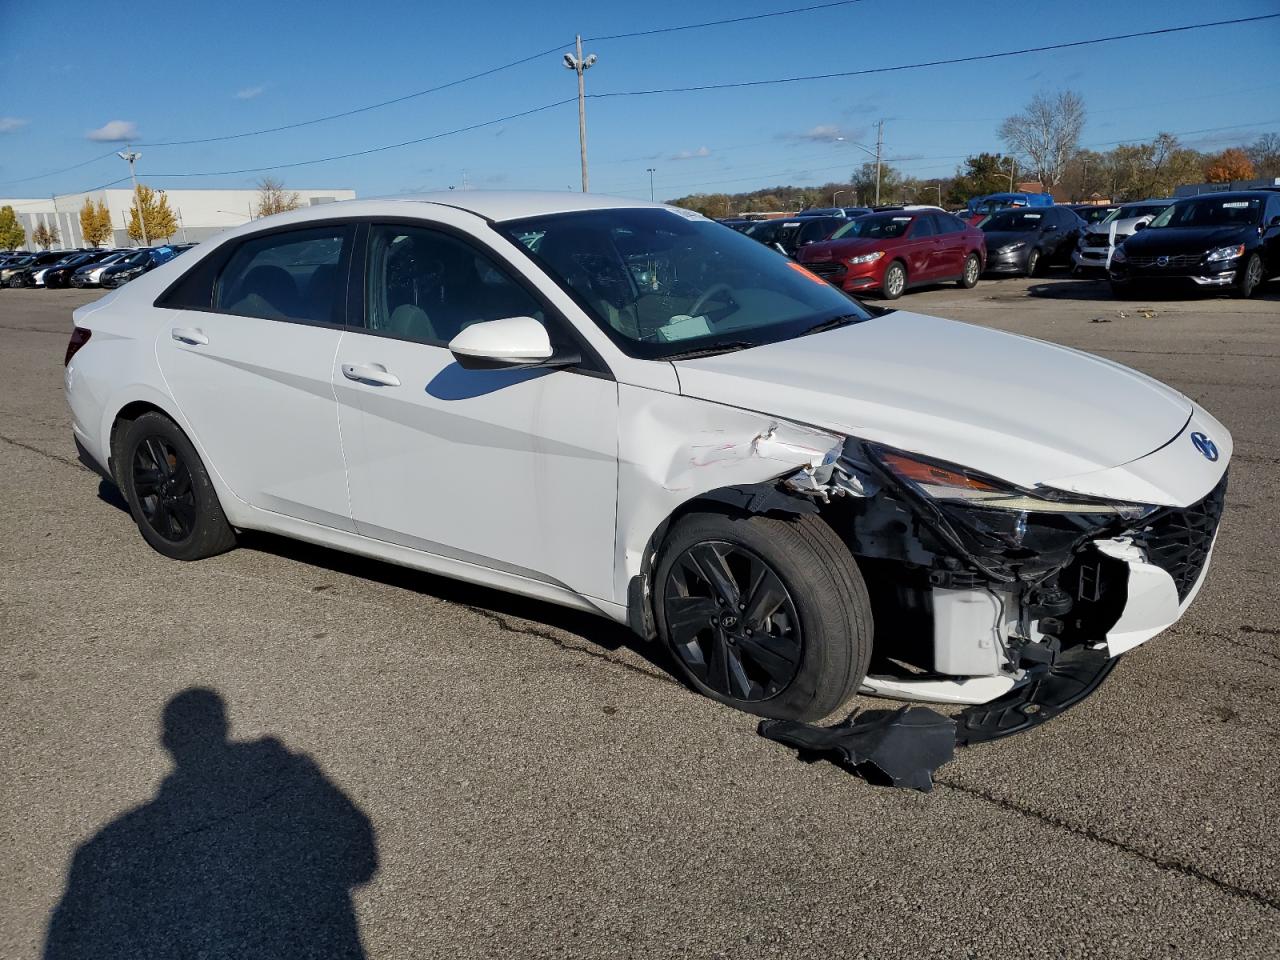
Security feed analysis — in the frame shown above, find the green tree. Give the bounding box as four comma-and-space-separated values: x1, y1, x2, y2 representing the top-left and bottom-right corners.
128, 185, 179, 243
0, 205, 25, 250
852, 161, 900, 205
80, 198, 113, 248
946, 153, 1015, 206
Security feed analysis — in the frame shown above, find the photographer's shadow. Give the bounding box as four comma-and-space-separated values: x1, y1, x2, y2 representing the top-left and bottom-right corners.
44, 688, 377, 959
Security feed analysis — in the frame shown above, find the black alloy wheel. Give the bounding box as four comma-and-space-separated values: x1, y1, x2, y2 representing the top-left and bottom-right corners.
131, 436, 197, 543
1025, 248, 1041, 277
1235, 253, 1263, 299
663, 540, 803, 702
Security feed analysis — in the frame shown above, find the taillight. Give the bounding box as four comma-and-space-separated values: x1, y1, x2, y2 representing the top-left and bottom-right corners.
65, 327, 91, 366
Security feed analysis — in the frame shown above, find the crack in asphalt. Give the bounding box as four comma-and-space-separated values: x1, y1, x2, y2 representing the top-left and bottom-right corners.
0, 433, 86, 470
934, 778, 1280, 914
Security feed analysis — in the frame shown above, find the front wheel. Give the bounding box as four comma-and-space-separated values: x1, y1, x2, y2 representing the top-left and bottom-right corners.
1234, 253, 1263, 299
881, 261, 907, 300
119, 412, 237, 561
654, 511, 872, 721
958, 253, 980, 288
1025, 248, 1041, 277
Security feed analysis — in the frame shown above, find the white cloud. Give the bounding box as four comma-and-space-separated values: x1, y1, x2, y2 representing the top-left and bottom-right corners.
86, 120, 138, 142
669, 146, 711, 161
786, 124, 849, 144
235, 85, 265, 100
0, 117, 29, 133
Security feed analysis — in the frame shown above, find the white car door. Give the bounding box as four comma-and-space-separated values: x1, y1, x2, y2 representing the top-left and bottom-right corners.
335, 220, 619, 602
154, 223, 356, 531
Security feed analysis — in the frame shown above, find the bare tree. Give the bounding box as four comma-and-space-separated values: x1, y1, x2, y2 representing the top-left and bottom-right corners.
998, 91, 1086, 192
254, 177, 301, 218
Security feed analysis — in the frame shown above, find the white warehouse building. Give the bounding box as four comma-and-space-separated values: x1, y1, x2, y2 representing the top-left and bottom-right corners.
1, 186, 357, 250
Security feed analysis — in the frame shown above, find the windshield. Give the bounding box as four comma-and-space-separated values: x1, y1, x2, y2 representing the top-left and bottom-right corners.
1107, 204, 1168, 222
981, 210, 1046, 232
1077, 207, 1117, 224
497, 208, 870, 360
831, 214, 914, 240
1149, 196, 1263, 228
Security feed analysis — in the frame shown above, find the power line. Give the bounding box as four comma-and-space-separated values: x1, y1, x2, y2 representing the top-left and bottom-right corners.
140, 99, 575, 179
586, 0, 865, 41
589, 15, 1280, 98
0, 150, 122, 187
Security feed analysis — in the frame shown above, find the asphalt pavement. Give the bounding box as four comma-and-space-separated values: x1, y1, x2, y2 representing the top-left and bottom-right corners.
2, 275, 1278, 958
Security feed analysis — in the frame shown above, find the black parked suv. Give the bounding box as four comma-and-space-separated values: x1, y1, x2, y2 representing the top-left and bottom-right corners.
1110, 190, 1280, 298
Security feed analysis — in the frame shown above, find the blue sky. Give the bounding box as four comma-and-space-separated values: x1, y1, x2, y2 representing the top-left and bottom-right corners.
1, 0, 1277, 201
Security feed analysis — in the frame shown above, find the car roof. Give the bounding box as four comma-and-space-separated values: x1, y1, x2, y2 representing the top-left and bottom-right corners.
378, 190, 668, 222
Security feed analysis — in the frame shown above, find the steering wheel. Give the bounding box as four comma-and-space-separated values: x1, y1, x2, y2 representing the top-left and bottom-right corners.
689, 282, 734, 318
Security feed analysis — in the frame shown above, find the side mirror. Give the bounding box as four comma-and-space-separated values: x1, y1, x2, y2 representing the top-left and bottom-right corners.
1133, 221, 1147, 232
448, 316, 573, 371
1269, 215, 1280, 228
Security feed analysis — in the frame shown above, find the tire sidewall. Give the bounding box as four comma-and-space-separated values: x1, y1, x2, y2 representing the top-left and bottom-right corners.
120, 412, 232, 561
960, 253, 980, 288
882, 261, 906, 299
1026, 248, 1040, 277
1237, 254, 1261, 298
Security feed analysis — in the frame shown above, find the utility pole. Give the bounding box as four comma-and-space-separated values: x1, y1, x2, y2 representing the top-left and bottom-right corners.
117, 145, 147, 246
1007, 157, 1017, 192
874, 120, 883, 206
563, 36, 597, 192
646, 167, 656, 202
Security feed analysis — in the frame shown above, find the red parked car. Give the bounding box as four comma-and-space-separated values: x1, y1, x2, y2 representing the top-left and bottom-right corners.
796, 210, 986, 299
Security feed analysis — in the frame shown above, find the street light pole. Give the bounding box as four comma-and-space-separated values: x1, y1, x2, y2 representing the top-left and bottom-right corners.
1007, 157, 1017, 192
117, 145, 147, 246
563, 36, 597, 192
646, 167, 656, 202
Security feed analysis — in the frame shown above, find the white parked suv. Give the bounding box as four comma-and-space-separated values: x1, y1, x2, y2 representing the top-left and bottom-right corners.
1072, 199, 1174, 274
65, 193, 1230, 726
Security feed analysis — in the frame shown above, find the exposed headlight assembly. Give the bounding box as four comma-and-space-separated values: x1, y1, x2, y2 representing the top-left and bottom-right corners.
867, 445, 1158, 583
1205, 244, 1245, 262
997, 241, 1027, 254
847, 251, 885, 265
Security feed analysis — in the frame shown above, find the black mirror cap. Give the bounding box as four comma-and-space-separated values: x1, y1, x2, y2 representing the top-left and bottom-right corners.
453, 350, 582, 372
1134, 221, 1147, 232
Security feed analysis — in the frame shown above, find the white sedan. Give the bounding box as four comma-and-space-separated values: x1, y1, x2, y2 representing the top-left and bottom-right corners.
64, 192, 1230, 725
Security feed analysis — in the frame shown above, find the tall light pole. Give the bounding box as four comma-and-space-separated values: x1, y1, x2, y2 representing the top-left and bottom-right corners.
835, 123, 883, 205
563, 36, 597, 193
646, 167, 656, 202
1007, 156, 1017, 192
117, 145, 147, 246
832, 190, 848, 205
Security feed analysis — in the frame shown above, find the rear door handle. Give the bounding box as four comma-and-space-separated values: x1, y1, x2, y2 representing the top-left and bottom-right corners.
171, 327, 208, 345
341, 362, 401, 387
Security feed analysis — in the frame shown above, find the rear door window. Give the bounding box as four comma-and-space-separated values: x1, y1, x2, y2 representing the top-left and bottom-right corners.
213, 226, 352, 326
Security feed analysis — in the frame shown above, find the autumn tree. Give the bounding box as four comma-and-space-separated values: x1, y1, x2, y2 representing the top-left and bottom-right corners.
1203, 148, 1256, 183
128, 185, 178, 243
0, 205, 25, 250
254, 176, 302, 218
32, 221, 60, 250
999, 90, 1086, 191
852, 160, 901, 205
79, 198, 113, 248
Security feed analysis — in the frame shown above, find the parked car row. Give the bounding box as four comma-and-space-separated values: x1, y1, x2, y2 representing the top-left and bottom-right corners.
0, 244, 194, 289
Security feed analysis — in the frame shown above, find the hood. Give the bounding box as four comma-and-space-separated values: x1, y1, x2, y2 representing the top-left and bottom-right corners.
672, 310, 1195, 499
1122, 224, 1254, 255
798, 236, 890, 262
981, 230, 1035, 249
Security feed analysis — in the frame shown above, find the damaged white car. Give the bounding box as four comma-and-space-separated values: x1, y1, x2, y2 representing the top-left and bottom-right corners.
65, 193, 1230, 729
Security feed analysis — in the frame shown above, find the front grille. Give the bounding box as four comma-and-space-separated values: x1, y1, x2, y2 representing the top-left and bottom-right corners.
1134, 473, 1227, 601
1124, 253, 1203, 269
805, 261, 846, 282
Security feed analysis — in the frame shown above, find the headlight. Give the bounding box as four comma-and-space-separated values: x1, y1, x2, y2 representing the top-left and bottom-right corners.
1110, 246, 1126, 263
1206, 244, 1245, 262
997, 241, 1027, 254
868, 445, 1158, 581
847, 251, 884, 265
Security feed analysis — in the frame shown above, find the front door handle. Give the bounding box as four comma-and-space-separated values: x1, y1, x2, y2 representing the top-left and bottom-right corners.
341, 362, 401, 387
171, 327, 208, 345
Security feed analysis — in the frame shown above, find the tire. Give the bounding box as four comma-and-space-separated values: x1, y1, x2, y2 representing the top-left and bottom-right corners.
653, 511, 872, 721
118, 411, 236, 561
958, 253, 980, 288
881, 260, 907, 300
1234, 253, 1263, 299
1025, 248, 1041, 277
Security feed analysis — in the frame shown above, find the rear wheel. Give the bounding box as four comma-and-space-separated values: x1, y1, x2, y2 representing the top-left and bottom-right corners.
119, 412, 236, 561
958, 253, 980, 288
882, 261, 907, 300
654, 511, 872, 721
1234, 253, 1263, 299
